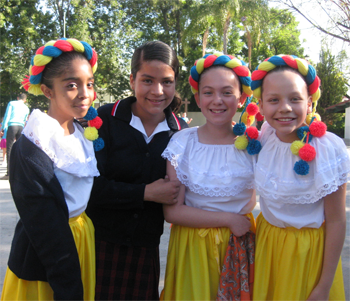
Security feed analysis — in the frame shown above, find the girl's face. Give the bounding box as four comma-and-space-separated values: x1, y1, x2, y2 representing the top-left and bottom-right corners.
130, 60, 175, 121
260, 69, 312, 143
195, 67, 245, 127
42, 58, 95, 123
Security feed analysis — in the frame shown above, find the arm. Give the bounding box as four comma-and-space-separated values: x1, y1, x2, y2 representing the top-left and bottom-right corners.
163, 160, 252, 237
2, 102, 12, 138
10, 141, 83, 300
89, 107, 179, 210
307, 183, 347, 301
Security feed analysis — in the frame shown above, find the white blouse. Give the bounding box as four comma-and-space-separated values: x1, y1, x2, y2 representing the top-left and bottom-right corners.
162, 127, 256, 214
256, 122, 350, 228
23, 109, 99, 218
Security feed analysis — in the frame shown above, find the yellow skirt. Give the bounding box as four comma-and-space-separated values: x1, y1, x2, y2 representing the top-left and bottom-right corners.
162, 213, 255, 301
253, 214, 345, 301
1, 212, 95, 301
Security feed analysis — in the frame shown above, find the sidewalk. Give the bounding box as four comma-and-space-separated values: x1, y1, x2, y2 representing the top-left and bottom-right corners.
0, 150, 349, 298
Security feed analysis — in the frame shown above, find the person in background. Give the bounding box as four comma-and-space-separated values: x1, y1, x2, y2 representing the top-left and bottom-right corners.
0, 117, 6, 166
1, 93, 29, 179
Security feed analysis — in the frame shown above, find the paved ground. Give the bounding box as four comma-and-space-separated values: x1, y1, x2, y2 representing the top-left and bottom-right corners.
0, 151, 349, 298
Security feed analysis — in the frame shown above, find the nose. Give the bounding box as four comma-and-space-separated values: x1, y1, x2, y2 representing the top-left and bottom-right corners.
79, 85, 90, 99
212, 93, 223, 105
278, 99, 292, 112
151, 83, 164, 96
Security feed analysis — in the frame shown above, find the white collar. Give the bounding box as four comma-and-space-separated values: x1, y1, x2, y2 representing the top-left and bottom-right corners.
23, 109, 99, 177
130, 113, 170, 143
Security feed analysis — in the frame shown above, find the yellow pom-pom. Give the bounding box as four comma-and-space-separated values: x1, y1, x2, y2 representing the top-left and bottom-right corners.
241, 112, 255, 126
235, 135, 249, 150
306, 113, 321, 125
290, 140, 305, 156
84, 127, 98, 141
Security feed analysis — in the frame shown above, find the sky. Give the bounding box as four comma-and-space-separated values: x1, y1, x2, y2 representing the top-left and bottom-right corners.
271, 1, 349, 64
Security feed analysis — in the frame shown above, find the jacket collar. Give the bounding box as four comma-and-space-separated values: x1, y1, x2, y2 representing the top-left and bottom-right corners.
111, 96, 182, 131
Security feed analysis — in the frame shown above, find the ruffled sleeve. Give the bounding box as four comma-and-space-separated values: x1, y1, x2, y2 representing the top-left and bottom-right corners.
162, 127, 255, 197
255, 130, 350, 204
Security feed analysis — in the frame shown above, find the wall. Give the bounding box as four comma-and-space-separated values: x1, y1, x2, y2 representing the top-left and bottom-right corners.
345, 107, 350, 145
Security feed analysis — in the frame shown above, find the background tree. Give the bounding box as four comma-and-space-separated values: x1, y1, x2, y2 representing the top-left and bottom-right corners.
316, 47, 348, 136
272, 0, 350, 43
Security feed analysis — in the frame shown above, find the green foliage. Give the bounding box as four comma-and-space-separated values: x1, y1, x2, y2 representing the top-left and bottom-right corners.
316, 48, 348, 137
0, 0, 308, 115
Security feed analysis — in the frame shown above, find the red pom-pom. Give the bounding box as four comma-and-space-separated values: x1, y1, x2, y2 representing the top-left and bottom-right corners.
21, 75, 30, 91
256, 112, 264, 122
245, 127, 259, 140
246, 103, 259, 116
309, 121, 327, 137
299, 144, 316, 162
89, 116, 103, 129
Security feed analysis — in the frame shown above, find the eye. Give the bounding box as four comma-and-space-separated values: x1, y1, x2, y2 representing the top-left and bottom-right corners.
223, 91, 233, 95
164, 80, 174, 85
268, 98, 278, 103
67, 83, 77, 88
87, 82, 95, 88
143, 79, 152, 84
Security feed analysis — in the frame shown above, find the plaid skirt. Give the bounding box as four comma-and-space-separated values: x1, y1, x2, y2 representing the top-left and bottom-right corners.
95, 238, 160, 300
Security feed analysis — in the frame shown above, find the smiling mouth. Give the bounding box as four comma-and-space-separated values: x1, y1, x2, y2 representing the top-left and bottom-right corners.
210, 109, 226, 113
275, 118, 295, 121
148, 98, 164, 103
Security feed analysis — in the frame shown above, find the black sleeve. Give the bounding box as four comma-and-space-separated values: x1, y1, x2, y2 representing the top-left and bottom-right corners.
9, 139, 83, 300
89, 104, 145, 210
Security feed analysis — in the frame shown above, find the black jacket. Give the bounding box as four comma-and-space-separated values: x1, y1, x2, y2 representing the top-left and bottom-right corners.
8, 135, 83, 300
87, 97, 183, 248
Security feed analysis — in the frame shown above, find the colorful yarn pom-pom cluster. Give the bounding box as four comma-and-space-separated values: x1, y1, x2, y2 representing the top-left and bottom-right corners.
291, 118, 327, 175
233, 98, 262, 155
188, 52, 253, 102
83, 106, 105, 151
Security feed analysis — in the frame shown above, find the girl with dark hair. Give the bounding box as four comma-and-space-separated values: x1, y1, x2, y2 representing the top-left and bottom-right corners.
1, 38, 100, 300
86, 40, 184, 300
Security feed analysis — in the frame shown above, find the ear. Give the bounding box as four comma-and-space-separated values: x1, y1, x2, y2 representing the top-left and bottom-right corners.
41, 84, 52, 99
130, 74, 135, 90
258, 99, 264, 115
307, 96, 313, 114
237, 94, 246, 109
194, 92, 201, 109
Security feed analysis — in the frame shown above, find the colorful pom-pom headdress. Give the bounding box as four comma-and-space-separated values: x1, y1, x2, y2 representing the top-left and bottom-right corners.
22, 38, 104, 151
251, 55, 326, 175
188, 52, 262, 155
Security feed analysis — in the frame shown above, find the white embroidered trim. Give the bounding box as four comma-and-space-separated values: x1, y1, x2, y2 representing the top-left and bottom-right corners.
257, 173, 349, 204
163, 150, 255, 197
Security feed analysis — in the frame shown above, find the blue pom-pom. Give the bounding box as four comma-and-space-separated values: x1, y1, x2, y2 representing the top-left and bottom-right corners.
247, 139, 262, 155
297, 126, 313, 142
294, 160, 309, 175
93, 137, 104, 151
84, 106, 98, 120
233, 123, 246, 136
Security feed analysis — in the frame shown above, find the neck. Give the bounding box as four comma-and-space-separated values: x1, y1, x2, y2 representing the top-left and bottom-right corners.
47, 109, 75, 136
198, 122, 234, 144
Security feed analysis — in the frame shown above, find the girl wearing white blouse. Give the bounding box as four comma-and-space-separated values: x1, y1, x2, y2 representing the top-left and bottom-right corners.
161, 53, 257, 301
251, 55, 349, 300
1, 38, 100, 300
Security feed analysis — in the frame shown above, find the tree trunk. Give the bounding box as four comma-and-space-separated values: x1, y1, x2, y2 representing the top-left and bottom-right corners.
202, 27, 209, 56
223, 12, 231, 54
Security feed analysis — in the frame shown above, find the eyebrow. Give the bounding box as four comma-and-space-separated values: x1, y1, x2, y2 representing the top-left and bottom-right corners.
61, 76, 94, 81
140, 74, 174, 80
202, 85, 234, 89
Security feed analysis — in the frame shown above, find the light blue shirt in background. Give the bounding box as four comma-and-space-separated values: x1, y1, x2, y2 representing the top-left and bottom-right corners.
2, 100, 29, 138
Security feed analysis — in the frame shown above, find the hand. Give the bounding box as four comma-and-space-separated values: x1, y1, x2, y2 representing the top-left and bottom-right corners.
226, 213, 252, 237
144, 177, 181, 205
307, 284, 330, 301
